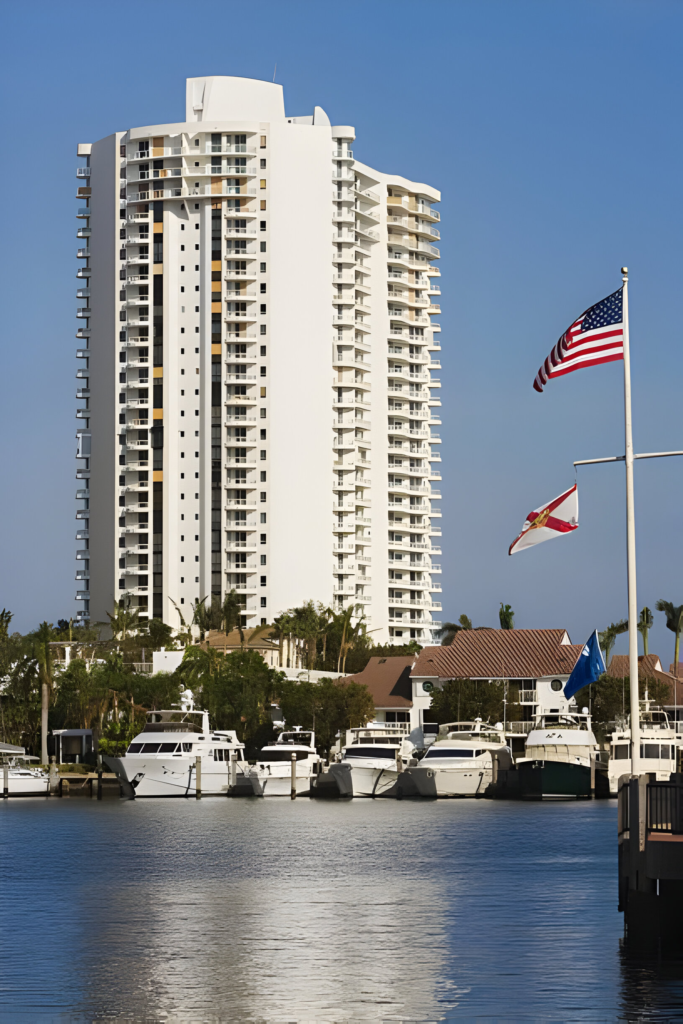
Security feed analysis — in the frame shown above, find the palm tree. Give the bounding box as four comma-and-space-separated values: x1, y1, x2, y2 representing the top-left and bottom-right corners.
103, 598, 140, 641
499, 604, 515, 630
637, 607, 654, 656
170, 598, 193, 646
435, 615, 472, 646
221, 589, 245, 644
598, 619, 628, 667
335, 604, 378, 675
33, 621, 55, 764
656, 600, 683, 679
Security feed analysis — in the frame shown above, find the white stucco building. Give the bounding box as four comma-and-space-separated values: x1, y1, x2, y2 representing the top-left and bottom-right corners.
75, 75, 443, 643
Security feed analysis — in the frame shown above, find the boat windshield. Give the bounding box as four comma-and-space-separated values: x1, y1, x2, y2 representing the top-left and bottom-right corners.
344, 747, 397, 759
128, 742, 193, 754
424, 748, 482, 759
259, 749, 310, 762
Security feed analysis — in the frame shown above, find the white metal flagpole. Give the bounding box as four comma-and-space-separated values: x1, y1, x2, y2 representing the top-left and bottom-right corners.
621, 267, 641, 774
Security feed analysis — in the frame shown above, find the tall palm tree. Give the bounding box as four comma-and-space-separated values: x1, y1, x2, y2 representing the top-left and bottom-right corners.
103, 598, 140, 641
637, 607, 654, 656
221, 589, 245, 644
33, 622, 55, 764
499, 604, 515, 630
599, 619, 628, 667
656, 600, 683, 678
435, 615, 472, 646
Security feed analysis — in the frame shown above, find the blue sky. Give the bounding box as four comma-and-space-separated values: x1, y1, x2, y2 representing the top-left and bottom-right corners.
1, 0, 681, 664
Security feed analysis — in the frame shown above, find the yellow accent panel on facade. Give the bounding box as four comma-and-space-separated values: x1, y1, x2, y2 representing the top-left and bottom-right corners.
153, 409, 163, 419
152, 137, 163, 156
153, 367, 163, 378
211, 302, 222, 313
211, 178, 223, 194
211, 201, 223, 210
212, 344, 222, 355
212, 261, 222, 271
260, 387, 266, 398
153, 264, 163, 274
260, 180, 266, 189
153, 471, 163, 482
153, 222, 163, 233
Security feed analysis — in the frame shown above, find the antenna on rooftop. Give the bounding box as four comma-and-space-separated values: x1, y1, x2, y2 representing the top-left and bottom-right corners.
273, 63, 277, 83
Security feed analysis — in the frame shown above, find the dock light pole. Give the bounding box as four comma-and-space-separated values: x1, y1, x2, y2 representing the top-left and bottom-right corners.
290, 752, 297, 800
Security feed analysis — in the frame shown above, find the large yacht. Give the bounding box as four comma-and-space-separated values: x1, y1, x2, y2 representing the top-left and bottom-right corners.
254, 728, 324, 796
516, 709, 603, 799
340, 725, 419, 797
406, 719, 512, 798
608, 703, 683, 795
104, 689, 249, 797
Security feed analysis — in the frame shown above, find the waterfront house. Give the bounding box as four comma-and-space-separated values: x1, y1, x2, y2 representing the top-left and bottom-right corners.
411, 629, 583, 757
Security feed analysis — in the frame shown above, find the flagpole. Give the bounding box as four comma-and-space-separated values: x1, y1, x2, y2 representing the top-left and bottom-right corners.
622, 267, 640, 774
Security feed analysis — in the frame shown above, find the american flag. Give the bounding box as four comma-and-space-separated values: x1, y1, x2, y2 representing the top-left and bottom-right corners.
533, 288, 624, 393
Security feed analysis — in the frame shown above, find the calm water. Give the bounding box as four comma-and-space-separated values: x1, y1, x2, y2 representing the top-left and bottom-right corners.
1, 797, 683, 1022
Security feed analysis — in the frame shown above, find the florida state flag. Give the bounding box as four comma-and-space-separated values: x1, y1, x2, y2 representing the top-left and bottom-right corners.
509, 484, 579, 555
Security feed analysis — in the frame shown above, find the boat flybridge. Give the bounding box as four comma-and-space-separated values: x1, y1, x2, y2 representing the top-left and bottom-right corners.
254, 728, 324, 796
608, 702, 683, 795
406, 719, 512, 798
103, 688, 250, 797
340, 724, 420, 797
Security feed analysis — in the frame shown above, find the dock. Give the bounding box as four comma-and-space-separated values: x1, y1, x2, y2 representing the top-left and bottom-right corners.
618, 773, 683, 946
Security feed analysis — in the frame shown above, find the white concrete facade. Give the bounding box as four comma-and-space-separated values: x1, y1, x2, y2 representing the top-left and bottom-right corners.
75, 76, 443, 643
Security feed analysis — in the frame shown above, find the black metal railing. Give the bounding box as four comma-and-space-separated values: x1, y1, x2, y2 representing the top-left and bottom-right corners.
647, 781, 683, 834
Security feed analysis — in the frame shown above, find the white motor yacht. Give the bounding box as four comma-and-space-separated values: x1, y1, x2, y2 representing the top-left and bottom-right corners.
1, 758, 50, 797
406, 720, 512, 798
608, 704, 683, 795
516, 709, 603, 799
254, 728, 324, 796
104, 689, 250, 797
340, 726, 418, 797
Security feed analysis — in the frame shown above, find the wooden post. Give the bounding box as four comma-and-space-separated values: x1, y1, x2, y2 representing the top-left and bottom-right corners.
230, 752, 237, 791
2, 764, 8, 799
290, 752, 297, 800
195, 755, 202, 799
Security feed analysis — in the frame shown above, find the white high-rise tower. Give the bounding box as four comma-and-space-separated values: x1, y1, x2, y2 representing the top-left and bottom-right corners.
75, 76, 443, 642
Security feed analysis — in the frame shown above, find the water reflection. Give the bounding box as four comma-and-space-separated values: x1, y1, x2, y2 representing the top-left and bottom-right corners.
1, 798, 682, 1021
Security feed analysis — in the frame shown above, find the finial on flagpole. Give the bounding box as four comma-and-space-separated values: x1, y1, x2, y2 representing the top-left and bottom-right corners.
621, 266, 628, 278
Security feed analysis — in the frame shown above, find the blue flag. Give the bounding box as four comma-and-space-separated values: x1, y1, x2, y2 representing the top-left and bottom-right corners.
564, 631, 606, 700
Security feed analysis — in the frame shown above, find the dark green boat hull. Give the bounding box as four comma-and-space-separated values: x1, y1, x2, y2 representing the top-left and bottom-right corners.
518, 759, 591, 800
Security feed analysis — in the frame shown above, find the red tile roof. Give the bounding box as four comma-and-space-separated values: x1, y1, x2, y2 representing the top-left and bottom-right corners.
608, 654, 683, 703
344, 656, 416, 708
412, 629, 582, 680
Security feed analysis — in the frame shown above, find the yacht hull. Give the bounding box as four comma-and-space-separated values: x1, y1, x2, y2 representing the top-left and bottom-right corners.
518, 759, 591, 800
345, 764, 401, 797
407, 765, 491, 798
104, 756, 250, 797
257, 771, 314, 797
4, 773, 50, 797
